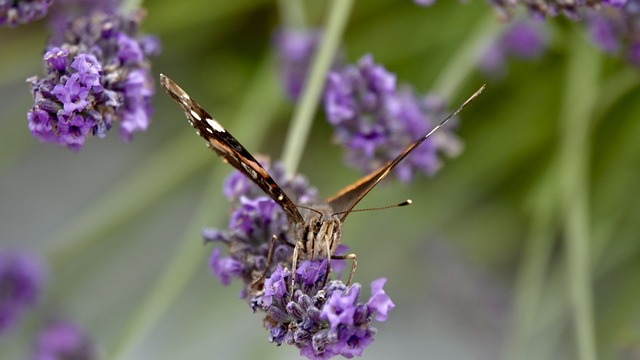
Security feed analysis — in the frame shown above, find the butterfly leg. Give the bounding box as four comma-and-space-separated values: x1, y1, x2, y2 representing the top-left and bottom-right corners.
290, 241, 305, 299
321, 240, 332, 288
330, 253, 357, 286
250, 235, 294, 290
250, 235, 277, 289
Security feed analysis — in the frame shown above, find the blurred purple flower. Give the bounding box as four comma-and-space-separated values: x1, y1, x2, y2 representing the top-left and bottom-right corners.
606, 0, 628, 5
0, 0, 52, 27
324, 55, 462, 181
583, 3, 640, 67
0, 250, 45, 335
479, 19, 548, 78
26, 9, 159, 150
33, 320, 98, 360
414, 0, 436, 6
274, 28, 322, 100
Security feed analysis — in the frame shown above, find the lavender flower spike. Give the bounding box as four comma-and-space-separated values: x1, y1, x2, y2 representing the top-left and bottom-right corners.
0, 0, 52, 27
479, 20, 548, 78
252, 260, 394, 360
273, 28, 321, 100
324, 54, 462, 181
0, 249, 45, 335
33, 320, 98, 360
26, 10, 160, 150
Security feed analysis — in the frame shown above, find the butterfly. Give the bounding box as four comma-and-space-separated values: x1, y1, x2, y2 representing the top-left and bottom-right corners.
159, 73, 484, 290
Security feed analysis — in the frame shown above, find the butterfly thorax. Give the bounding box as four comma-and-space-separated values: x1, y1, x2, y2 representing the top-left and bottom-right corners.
295, 206, 343, 260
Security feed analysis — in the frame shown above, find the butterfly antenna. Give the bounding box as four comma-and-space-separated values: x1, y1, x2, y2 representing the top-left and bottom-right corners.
424, 84, 486, 141
295, 204, 324, 217
332, 199, 412, 217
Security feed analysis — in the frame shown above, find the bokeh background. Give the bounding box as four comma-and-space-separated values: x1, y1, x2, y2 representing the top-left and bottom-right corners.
2, 0, 640, 359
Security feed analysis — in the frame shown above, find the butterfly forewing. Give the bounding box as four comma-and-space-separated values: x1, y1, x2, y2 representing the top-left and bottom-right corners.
159, 74, 305, 225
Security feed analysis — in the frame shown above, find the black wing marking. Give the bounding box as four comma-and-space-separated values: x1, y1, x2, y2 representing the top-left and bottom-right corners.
327, 85, 485, 222
160, 74, 305, 225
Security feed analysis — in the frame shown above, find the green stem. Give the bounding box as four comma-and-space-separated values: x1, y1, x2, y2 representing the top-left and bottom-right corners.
505, 161, 558, 360
592, 67, 640, 121
0, 110, 33, 178
277, 0, 306, 28
559, 29, 600, 360
281, 0, 354, 176
109, 172, 218, 359
430, 13, 501, 100
109, 54, 285, 358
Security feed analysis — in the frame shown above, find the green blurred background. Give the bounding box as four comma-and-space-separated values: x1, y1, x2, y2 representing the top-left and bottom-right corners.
2, 0, 640, 359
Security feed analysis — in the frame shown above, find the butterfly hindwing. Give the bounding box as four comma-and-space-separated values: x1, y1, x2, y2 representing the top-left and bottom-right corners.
160, 74, 305, 225
328, 84, 486, 221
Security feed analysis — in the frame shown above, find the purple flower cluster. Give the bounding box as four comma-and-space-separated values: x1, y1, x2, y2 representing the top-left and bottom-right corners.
0, 0, 52, 27
324, 55, 462, 182
479, 19, 548, 78
273, 28, 322, 100
0, 250, 45, 335
33, 320, 98, 360
204, 160, 394, 359
585, 2, 640, 65
253, 263, 394, 359
26, 10, 160, 150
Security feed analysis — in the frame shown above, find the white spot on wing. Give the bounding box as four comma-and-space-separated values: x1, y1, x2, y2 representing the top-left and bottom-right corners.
189, 110, 202, 121
206, 118, 226, 133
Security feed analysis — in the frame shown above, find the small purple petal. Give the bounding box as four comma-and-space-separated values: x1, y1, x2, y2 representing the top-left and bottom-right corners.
367, 278, 394, 322
209, 247, 243, 286
44, 47, 69, 72
262, 264, 290, 307
320, 284, 360, 330
296, 260, 327, 287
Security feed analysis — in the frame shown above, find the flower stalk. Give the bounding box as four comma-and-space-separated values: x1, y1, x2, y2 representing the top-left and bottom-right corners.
281, 0, 354, 176
559, 28, 600, 360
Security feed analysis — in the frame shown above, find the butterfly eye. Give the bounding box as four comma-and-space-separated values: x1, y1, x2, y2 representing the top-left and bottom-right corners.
312, 218, 322, 230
